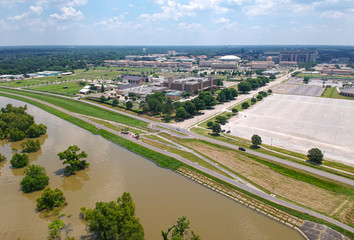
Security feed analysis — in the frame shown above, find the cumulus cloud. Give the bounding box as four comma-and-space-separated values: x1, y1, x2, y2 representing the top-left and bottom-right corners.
214, 17, 237, 29
50, 6, 83, 20
30, 5, 43, 14
140, 0, 230, 22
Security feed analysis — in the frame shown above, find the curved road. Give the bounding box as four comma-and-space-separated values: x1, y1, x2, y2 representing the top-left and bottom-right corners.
0, 90, 353, 234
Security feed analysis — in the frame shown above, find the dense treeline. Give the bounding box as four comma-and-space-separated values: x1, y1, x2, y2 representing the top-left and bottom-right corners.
0, 104, 47, 141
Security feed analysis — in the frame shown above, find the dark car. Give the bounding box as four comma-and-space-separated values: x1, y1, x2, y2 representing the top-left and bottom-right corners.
226, 130, 230, 133
238, 147, 246, 151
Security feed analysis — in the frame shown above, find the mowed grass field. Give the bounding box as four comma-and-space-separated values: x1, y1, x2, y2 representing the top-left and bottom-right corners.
322, 87, 354, 100
0, 88, 148, 128
31, 81, 83, 95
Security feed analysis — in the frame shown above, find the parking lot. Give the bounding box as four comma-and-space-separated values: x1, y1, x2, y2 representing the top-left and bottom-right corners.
226, 94, 354, 164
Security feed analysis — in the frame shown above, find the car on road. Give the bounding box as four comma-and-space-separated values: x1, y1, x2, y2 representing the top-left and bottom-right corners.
226, 130, 230, 133
238, 147, 246, 151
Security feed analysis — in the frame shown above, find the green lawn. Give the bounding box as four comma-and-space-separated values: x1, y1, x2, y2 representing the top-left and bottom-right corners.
322, 87, 354, 100
0, 88, 148, 129
31, 81, 83, 95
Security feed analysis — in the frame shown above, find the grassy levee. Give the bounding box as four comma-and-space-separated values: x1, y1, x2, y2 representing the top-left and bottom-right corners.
191, 127, 354, 179
187, 167, 354, 239
1, 91, 353, 237
0, 87, 148, 128
0, 92, 99, 135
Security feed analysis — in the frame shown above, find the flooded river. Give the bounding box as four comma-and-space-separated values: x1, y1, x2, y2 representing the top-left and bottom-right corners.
0, 97, 303, 240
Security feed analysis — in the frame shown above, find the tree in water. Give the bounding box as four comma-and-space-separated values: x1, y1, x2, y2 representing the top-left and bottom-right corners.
162, 216, 201, 240
57, 145, 89, 175
80, 192, 144, 240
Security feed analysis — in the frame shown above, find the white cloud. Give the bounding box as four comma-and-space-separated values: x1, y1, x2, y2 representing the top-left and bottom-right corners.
140, 0, 229, 22
8, 12, 28, 21
320, 10, 347, 19
35, 0, 87, 7
50, 6, 83, 20
214, 17, 237, 29
30, 5, 43, 14
0, 19, 10, 31
129, 4, 134, 8
178, 22, 203, 30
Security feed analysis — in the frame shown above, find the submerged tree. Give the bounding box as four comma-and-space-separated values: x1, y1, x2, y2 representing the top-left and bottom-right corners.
80, 192, 144, 240
21, 139, 41, 153
20, 165, 49, 193
10, 153, 29, 168
57, 145, 89, 175
162, 216, 201, 240
36, 187, 66, 212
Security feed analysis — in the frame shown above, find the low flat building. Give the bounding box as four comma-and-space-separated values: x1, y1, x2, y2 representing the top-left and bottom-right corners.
121, 74, 149, 85
339, 87, 354, 97
165, 91, 182, 100
163, 77, 217, 92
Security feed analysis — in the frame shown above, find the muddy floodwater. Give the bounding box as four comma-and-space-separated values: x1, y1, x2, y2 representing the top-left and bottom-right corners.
0, 97, 304, 240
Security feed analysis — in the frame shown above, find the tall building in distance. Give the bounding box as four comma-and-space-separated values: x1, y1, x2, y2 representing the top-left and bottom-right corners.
279, 50, 317, 63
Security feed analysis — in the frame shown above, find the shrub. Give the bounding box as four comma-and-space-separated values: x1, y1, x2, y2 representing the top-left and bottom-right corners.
21, 139, 41, 153
207, 121, 214, 128
37, 188, 66, 211
20, 165, 49, 193
0, 153, 6, 162
242, 102, 250, 109
10, 153, 29, 168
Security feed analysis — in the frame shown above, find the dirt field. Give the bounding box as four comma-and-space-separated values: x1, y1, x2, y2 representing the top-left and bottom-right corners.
226, 94, 354, 165
182, 141, 352, 225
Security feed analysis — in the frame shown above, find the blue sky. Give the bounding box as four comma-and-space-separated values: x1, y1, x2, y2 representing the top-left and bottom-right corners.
0, 0, 353, 46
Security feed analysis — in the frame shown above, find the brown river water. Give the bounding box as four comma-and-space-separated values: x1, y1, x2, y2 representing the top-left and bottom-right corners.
0, 97, 303, 240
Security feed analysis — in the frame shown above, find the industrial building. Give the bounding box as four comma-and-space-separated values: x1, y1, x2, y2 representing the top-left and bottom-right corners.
121, 74, 149, 85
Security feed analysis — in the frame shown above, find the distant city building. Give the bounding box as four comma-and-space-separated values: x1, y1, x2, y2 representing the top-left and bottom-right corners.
167, 50, 176, 56
320, 67, 354, 75
279, 50, 317, 63
279, 61, 298, 68
121, 74, 150, 85
163, 77, 217, 92
218, 55, 241, 61
104, 60, 193, 69
249, 61, 275, 70
211, 61, 238, 69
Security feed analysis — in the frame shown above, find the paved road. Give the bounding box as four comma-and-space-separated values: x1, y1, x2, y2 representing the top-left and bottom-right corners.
1, 90, 353, 234
2, 86, 353, 187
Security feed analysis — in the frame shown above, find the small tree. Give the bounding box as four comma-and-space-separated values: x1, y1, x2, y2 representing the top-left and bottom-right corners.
126, 101, 133, 110
162, 216, 201, 240
20, 165, 49, 193
21, 139, 41, 153
251, 134, 262, 148
37, 187, 66, 212
112, 98, 119, 107
212, 123, 221, 135
10, 153, 29, 168
269, 74, 276, 80
175, 107, 189, 121
100, 95, 107, 103
48, 219, 65, 240
267, 89, 272, 94
251, 98, 257, 103
57, 145, 89, 175
101, 84, 105, 92
215, 115, 228, 125
256, 94, 263, 101
232, 108, 238, 114
0, 153, 6, 162
307, 148, 324, 164
206, 121, 214, 128
303, 76, 310, 84
242, 102, 250, 109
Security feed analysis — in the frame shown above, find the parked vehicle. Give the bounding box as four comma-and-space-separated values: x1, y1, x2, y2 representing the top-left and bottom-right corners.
238, 147, 246, 151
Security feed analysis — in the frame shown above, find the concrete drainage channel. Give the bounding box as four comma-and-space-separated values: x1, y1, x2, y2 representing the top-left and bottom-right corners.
176, 167, 351, 240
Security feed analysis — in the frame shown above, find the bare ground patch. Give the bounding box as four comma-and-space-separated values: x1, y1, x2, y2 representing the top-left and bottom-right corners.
183, 141, 352, 224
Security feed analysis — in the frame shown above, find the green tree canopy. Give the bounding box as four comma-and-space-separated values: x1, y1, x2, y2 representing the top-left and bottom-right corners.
21, 139, 41, 153
57, 145, 89, 175
162, 216, 201, 240
212, 123, 221, 135
10, 153, 29, 168
112, 98, 119, 107
241, 102, 250, 109
126, 101, 133, 110
36, 187, 66, 211
251, 134, 262, 148
20, 165, 49, 193
81, 192, 144, 240
307, 148, 324, 164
